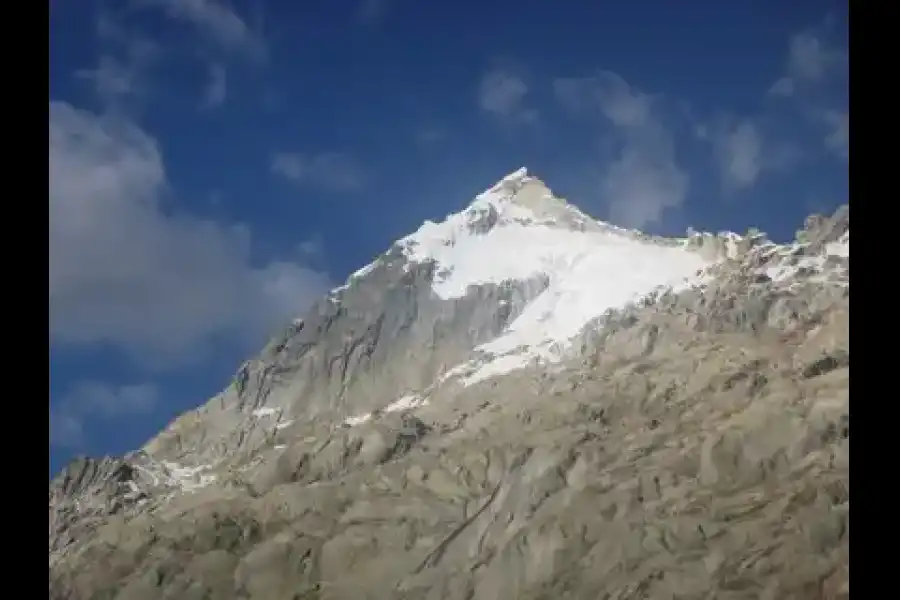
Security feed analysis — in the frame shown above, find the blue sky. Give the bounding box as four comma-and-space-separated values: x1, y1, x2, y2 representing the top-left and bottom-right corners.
49, 0, 849, 475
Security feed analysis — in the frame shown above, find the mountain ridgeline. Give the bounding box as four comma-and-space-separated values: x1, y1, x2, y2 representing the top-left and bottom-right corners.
50, 169, 850, 600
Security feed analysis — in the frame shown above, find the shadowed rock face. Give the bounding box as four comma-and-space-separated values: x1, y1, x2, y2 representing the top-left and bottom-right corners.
141, 257, 554, 469
49, 172, 849, 600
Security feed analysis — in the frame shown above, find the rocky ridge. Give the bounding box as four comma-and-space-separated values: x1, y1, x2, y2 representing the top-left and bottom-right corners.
50, 169, 849, 599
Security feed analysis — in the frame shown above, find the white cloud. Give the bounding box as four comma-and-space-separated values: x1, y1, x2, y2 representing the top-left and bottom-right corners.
76, 16, 160, 109
478, 69, 538, 123
555, 72, 654, 128
602, 139, 688, 230
271, 152, 365, 192
138, 0, 265, 58
96, 12, 161, 63
704, 119, 764, 190
719, 121, 763, 188
49, 102, 332, 368
76, 56, 142, 106
50, 382, 158, 449
554, 72, 688, 229
767, 24, 848, 162
202, 63, 227, 108
822, 110, 849, 161
297, 235, 325, 259
769, 30, 847, 98
699, 117, 801, 192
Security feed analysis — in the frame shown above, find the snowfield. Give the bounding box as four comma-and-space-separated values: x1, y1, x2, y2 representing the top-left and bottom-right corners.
397, 168, 715, 384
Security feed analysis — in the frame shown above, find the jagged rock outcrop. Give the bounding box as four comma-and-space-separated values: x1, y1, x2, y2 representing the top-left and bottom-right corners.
50, 169, 849, 600
50, 456, 141, 565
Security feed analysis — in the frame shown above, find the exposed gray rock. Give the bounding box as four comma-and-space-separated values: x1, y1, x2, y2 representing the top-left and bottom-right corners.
49, 174, 849, 600
143, 258, 553, 468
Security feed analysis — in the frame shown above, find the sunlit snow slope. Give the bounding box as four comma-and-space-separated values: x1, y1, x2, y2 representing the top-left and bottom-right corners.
395, 168, 716, 385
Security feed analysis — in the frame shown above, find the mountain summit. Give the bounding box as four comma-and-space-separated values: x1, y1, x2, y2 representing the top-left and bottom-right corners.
394, 168, 716, 386
50, 171, 849, 600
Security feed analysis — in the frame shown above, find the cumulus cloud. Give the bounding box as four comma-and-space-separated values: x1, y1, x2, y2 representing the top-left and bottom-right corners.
554, 72, 688, 229
478, 69, 538, 123
50, 381, 158, 449
138, 0, 265, 59
271, 152, 366, 192
49, 102, 332, 368
202, 63, 227, 108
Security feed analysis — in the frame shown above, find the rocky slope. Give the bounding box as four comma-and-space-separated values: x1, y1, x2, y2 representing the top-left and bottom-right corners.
49, 169, 849, 600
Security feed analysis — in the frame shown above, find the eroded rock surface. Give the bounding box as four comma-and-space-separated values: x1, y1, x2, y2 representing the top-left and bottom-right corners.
49, 173, 848, 600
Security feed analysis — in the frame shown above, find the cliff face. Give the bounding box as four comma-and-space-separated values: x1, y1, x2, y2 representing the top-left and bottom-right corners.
50, 170, 849, 600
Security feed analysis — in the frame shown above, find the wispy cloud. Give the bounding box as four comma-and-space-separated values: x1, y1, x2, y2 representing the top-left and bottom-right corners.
555, 73, 654, 127
711, 121, 764, 190
699, 117, 800, 192
50, 382, 158, 449
76, 14, 161, 110
138, 0, 265, 59
822, 109, 849, 161
271, 152, 366, 192
554, 72, 687, 229
76, 56, 143, 107
297, 235, 325, 259
89, 7, 252, 116
96, 12, 161, 62
768, 22, 848, 161
50, 102, 332, 369
201, 63, 227, 108
768, 30, 847, 98
478, 68, 538, 123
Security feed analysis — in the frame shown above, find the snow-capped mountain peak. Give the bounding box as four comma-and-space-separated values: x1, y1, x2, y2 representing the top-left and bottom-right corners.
310, 171, 845, 396
51, 166, 849, 599
399, 168, 592, 256
388, 169, 717, 385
